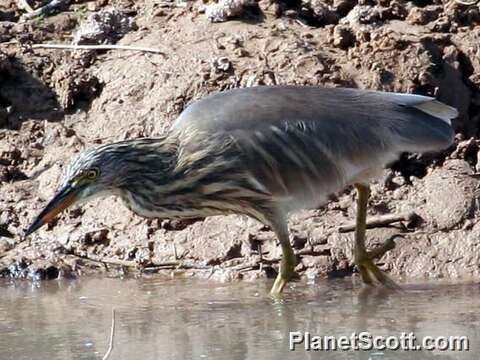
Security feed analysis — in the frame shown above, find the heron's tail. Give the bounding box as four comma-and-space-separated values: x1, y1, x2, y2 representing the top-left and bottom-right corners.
377, 92, 457, 152
379, 92, 458, 126
413, 99, 458, 126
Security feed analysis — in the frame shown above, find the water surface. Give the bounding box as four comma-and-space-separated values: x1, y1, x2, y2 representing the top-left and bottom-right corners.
0, 277, 478, 359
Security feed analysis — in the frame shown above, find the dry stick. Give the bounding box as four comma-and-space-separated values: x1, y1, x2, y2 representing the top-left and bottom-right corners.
454, 0, 478, 5
21, 0, 65, 19
31, 43, 166, 55
69, 253, 211, 271
338, 212, 417, 233
231, 246, 330, 272
70, 253, 137, 268
102, 309, 116, 360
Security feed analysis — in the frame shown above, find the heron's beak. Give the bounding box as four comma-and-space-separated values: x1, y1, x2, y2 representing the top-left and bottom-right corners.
24, 184, 80, 237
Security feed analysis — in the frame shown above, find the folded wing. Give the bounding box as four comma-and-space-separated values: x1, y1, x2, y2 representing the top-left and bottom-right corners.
172, 86, 456, 209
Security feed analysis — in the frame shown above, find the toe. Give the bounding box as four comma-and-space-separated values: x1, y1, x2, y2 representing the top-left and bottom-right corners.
365, 261, 400, 289
357, 264, 375, 285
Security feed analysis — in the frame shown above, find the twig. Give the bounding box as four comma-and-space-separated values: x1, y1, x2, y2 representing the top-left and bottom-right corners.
338, 212, 418, 233
31, 43, 166, 55
454, 0, 478, 5
295, 247, 330, 256
68, 252, 212, 272
143, 261, 212, 271
231, 259, 261, 272
70, 253, 138, 268
102, 309, 116, 360
21, 0, 66, 20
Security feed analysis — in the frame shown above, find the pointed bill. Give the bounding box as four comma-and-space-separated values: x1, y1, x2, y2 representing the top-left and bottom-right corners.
24, 185, 79, 237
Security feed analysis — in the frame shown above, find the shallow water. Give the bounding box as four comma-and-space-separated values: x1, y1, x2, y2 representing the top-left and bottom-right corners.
0, 277, 478, 360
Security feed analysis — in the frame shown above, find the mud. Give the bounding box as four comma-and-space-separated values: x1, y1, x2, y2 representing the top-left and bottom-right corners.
1, 0, 480, 284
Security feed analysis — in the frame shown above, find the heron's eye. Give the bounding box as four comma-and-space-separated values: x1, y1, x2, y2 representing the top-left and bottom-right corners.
86, 168, 99, 180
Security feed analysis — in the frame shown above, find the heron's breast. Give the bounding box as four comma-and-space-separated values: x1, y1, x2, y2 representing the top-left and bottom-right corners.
118, 189, 236, 219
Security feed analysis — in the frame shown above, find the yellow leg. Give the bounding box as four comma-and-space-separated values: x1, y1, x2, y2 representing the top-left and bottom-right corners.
269, 218, 296, 296
353, 184, 399, 289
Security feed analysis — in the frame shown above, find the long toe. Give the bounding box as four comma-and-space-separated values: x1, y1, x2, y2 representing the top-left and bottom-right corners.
357, 263, 375, 285
357, 257, 399, 289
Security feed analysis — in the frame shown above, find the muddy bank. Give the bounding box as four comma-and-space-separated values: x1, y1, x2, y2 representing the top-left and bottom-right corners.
1, 0, 480, 283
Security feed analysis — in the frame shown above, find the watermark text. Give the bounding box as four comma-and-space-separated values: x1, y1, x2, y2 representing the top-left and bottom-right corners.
289, 331, 469, 352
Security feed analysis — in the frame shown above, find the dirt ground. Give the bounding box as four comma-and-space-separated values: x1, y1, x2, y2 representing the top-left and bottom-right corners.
1, 0, 480, 285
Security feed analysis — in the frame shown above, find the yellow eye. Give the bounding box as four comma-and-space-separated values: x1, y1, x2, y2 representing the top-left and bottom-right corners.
86, 168, 99, 180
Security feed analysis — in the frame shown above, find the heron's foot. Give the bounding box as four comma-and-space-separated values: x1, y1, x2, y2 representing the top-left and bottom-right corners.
270, 252, 296, 296
354, 236, 400, 289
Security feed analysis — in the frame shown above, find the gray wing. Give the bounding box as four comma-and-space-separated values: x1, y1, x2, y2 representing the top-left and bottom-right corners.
172, 86, 456, 209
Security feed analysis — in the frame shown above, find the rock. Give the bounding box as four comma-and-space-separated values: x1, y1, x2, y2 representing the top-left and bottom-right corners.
73, 8, 136, 45
205, 0, 257, 23
301, 0, 339, 26
422, 160, 479, 230
378, 0, 407, 20
258, 0, 282, 17
210, 56, 232, 72
406, 5, 442, 25
342, 5, 381, 28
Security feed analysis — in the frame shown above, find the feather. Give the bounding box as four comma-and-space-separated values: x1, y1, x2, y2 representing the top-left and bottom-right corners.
172, 86, 456, 211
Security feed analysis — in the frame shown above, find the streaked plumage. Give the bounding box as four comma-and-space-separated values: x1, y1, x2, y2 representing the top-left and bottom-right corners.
26, 85, 457, 294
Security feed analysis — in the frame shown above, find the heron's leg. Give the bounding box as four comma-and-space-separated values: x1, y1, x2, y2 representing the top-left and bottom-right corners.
270, 218, 296, 296
353, 184, 398, 288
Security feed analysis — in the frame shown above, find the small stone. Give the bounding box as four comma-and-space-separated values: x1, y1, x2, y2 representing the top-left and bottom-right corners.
211, 56, 232, 72
301, 0, 338, 25
391, 175, 406, 187
205, 0, 257, 23
73, 8, 136, 45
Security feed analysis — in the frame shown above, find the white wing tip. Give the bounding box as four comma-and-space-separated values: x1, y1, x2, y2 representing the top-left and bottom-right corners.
414, 100, 459, 126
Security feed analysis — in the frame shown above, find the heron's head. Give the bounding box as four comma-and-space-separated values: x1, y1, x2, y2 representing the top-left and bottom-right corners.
25, 138, 175, 236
